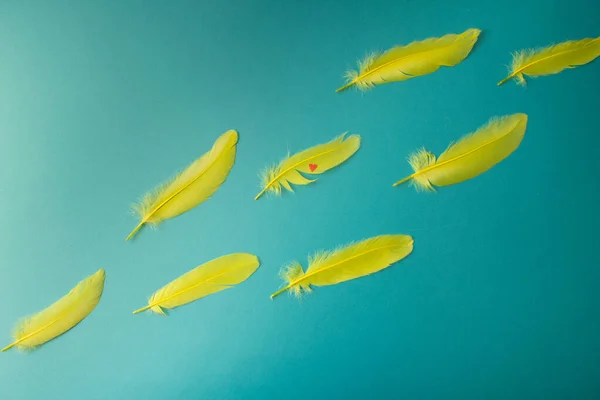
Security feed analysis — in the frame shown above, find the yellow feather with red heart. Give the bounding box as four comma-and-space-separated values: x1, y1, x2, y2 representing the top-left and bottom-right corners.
254, 133, 360, 200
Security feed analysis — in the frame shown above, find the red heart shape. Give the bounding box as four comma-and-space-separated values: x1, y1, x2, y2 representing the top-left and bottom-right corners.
309, 164, 318, 172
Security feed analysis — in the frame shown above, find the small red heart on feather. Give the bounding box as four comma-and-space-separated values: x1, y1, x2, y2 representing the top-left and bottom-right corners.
309, 164, 318, 172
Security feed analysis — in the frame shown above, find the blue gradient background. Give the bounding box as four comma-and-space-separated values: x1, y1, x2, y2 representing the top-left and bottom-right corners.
1, 1, 599, 399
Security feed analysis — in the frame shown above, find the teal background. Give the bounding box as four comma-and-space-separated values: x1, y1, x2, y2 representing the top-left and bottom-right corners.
0, 0, 599, 398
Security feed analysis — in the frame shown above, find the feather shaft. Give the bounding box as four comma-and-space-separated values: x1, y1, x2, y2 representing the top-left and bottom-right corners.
269, 287, 288, 300
1, 343, 15, 352
132, 305, 152, 315
254, 188, 268, 201
496, 75, 512, 86
335, 81, 355, 93
392, 175, 414, 187
126, 222, 145, 242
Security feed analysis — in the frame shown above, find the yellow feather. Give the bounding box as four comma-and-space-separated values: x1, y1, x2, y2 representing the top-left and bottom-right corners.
127, 130, 238, 241
2, 269, 105, 352
393, 114, 528, 190
133, 254, 260, 315
336, 28, 480, 92
270, 235, 413, 299
254, 133, 360, 200
498, 37, 600, 86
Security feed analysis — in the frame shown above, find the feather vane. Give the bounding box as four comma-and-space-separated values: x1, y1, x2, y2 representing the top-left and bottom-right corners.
133, 253, 260, 315
498, 37, 600, 86
336, 28, 480, 92
127, 130, 238, 240
270, 235, 413, 299
393, 114, 528, 190
2, 269, 105, 352
255, 133, 360, 200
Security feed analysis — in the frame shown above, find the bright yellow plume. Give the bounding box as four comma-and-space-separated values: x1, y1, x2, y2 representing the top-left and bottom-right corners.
254, 133, 360, 200
393, 114, 528, 191
133, 253, 260, 315
270, 235, 413, 299
2, 269, 105, 352
336, 28, 480, 92
127, 130, 238, 241
498, 37, 600, 86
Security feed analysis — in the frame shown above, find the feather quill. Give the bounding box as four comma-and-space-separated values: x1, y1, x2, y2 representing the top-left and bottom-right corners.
336, 28, 480, 92
498, 37, 600, 86
255, 133, 360, 200
2, 269, 105, 352
127, 130, 238, 241
270, 235, 413, 299
393, 114, 528, 191
133, 253, 260, 315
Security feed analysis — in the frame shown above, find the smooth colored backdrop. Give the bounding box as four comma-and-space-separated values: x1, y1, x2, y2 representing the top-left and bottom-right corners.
1, 0, 599, 399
